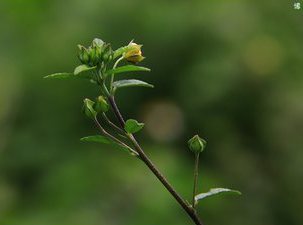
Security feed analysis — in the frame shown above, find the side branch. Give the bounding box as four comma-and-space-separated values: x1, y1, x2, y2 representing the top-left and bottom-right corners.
108, 95, 204, 225
94, 117, 139, 157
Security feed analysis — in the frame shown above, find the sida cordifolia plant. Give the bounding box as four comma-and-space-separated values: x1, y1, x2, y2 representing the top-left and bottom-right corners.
45, 38, 241, 225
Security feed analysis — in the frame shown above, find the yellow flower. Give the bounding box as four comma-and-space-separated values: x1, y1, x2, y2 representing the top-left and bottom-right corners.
123, 42, 145, 63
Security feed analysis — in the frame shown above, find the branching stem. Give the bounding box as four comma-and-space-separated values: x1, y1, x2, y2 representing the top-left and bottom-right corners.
101, 113, 125, 133
94, 117, 138, 157
108, 95, 204, 225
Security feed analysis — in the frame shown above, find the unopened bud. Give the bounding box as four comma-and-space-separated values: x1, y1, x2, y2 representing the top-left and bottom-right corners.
92, 38, 104, 49
94, 96, 109, 113
78, 45, 90, 64
88, 47, 97, 66
188, 135, 206, 154
123, 42, 145, 63
77, 38, 113, 67
102, 43, 113, 63
83, 98, 97, 119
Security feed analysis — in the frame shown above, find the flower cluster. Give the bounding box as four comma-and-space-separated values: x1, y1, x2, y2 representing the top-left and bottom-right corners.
78, 38, 113, 68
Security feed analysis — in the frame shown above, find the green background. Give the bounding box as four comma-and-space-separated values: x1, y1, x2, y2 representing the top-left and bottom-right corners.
1, 0, 303, 224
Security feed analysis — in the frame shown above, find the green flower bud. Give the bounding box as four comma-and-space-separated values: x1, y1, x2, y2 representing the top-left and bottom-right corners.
78, 45, 83, 60
83, 98, 97, 119
92, 38, 104, 64
95, 45, 103, 61
188, 135, 206, 154
78, 45, 90, 65
94, 95, 109, 113
102, 43, 113, 64
92, 38, 104, 49
87, 47, 97, 66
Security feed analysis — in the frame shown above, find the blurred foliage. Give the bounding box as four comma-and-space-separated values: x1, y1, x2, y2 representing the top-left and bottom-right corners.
1, 0, 303, 225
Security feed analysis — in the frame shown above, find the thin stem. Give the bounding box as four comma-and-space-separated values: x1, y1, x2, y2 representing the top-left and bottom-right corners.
110, 56, 124, 92
101, 113, 125, 134
108, 95, 204, 225
93, 117, 138, 157
192, 153, 200, 209
101, 80, 110, 97
108, 95, 125, 127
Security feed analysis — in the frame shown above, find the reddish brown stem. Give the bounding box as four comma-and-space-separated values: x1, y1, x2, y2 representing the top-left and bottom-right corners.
108, 95, 204, 225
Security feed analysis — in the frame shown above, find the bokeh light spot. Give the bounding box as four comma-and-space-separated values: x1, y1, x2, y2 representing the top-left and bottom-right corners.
244, 35, 283, 76
142, 100, 184, 142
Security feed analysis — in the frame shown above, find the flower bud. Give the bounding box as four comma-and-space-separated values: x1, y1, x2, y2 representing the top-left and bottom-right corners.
102, 43, 113, 64
188, 135, 206, 154
88, 47, 98, 66
83, 98, 97, 119
93, 38, 104, 62
78, 45, 90, 65
123, 42, 145, 63
92, 38, 104, 49
77, 38, 113, 67
94, 95, 109, 113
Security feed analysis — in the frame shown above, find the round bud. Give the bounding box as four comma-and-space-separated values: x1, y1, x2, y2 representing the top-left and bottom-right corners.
83, 98, 97, 119
94, 96, 109, 113
102, 44, 113, 64
92, 38, 104, 49
78, 45, 90, 65
88, 47, 98, 66
188, 135, 206, 154
123, 42, 145, 63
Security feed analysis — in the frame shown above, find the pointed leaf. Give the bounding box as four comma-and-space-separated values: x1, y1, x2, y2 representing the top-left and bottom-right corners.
81, 135, 114, 144
44, 73, 74, 79
74, 64, 96, 75
80, 135, 134, 155
195, 188, 241, 202
106, 65, 150, 76
113, 79, 154, 91
124, 119, 145, 134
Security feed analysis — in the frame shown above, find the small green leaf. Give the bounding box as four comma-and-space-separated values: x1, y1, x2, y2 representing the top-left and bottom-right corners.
80, 135, 133, 155
74, 64, 96, 75
106, 65, 150, 76
124, 119, 145, 134
113, 44, 138, 59
81, 135, 113, 144
195, 188, 241, 202
44, 73, 74, 79
113, 79, 154, 91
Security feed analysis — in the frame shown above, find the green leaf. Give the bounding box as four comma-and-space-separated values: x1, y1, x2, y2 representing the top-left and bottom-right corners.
124, 119, 145, 134
106, 65, 150, 75
113, 79, 154, 91
113, 44, 138, 59
44, 73, 74, 79
81, 135, 113, 144
195, 188, 241, 202
44, 65, 97, 81
74, 64, 96, 75
80, 135, 133, 155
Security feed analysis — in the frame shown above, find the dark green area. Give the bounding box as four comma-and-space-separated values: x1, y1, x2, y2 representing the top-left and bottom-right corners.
1, 1, 303, 224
